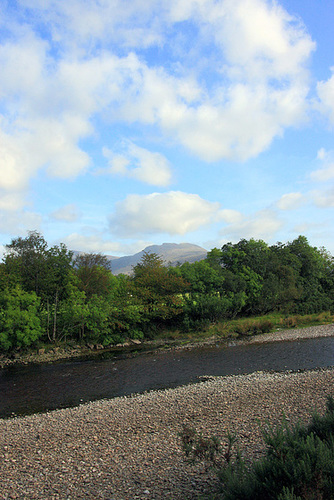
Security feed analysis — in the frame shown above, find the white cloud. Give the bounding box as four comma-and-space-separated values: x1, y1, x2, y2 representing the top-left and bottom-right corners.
50, 204, 81, 222
220, 209, 283, 241
109, 191, 221, 237
113, 0, 314, 161
0, 192, 26, 211
0, 0, 315, 190
312, 188, 334, 208
311, 149, 334, 182
0, 128, 32, 191
276, 192, 304, 210
63, 232, 150, 255
211, 0, 314, 79
0, 210, 42, 235
0, 31, 95, 198
317, 69, 334, 124
218, 209, 243, 224
102, 143, 172, 187
18, 0, 164, 50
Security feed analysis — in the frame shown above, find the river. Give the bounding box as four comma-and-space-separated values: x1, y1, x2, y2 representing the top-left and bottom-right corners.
1, 335, 334, 418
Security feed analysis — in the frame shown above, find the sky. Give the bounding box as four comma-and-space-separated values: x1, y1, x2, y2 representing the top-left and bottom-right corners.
0, 0, 334, 257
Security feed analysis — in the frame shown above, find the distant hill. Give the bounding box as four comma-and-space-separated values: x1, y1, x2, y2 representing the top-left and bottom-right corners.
108, 243, 208, 275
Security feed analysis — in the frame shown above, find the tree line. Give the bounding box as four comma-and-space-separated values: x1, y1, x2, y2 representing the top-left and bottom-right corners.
1, 231, 334, 352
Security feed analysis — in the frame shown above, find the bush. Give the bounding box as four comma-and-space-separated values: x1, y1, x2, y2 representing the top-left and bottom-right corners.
181, 396, 334, 499
181, 294, 233, 332
0, 286, 42, 351
219, 396, 334, 499
234, 319, 273, 337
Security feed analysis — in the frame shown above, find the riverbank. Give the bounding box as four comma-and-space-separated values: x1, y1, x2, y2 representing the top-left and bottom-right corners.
1, 322, 334, 369
1, 366, 334, 499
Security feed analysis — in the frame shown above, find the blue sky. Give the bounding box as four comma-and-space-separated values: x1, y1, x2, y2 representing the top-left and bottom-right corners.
0, 0, 334, 256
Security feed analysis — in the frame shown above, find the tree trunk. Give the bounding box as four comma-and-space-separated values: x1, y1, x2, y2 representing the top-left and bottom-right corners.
46, 298, 51, 342
52, 290, 58, 342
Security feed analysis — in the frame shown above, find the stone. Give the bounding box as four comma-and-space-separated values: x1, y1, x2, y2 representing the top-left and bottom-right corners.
130, 339, 142, 345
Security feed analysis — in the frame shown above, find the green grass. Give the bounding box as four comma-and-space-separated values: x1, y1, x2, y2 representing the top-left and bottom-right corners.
153, 311, 334, 344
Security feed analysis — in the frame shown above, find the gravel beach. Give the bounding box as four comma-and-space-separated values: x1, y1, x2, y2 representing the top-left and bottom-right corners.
1, 325, 334, 500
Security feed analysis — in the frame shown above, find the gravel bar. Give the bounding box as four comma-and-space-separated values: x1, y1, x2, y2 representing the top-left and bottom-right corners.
1, 325, 334, 500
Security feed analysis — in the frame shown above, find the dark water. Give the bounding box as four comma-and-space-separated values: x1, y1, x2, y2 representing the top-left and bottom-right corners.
1, 336, 334, 418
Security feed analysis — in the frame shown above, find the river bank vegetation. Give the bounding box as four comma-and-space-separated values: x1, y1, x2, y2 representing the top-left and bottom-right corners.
1, 231, 334, 356
181, 395, 334, 499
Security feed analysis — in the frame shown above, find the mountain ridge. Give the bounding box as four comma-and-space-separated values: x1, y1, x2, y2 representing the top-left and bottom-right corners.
93, 242, 208, 275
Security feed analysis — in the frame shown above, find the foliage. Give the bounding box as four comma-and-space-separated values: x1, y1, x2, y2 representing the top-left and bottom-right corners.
180, 425, 237, 469
73, 252, 113, 299
0, 286, 42, 350
131, 252, 188, 331
182, 294, 235, 331
3, 231, 73, 342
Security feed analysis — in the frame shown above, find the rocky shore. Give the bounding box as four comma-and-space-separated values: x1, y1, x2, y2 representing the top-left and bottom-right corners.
1, 322, 334, 370
1, 325, 334, 500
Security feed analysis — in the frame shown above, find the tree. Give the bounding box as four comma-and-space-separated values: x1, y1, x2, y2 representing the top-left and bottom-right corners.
132, 252, 188, 328
73, 252, 114, 299
0, 286, 42, 351
175, 260, 224, 294
219, 240, 265, 315
279, 236, 333, 314
3, 231, 73, 341
4, 231, 49, 296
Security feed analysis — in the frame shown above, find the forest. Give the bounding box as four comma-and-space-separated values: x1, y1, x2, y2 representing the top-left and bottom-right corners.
0, 231, 334, 353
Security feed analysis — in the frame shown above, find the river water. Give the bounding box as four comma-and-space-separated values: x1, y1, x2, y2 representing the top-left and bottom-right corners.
1, 336, 334, 418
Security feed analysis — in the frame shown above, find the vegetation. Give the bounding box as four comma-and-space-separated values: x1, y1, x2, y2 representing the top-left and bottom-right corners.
1, 231, 334, 354
180, 396, 334, 499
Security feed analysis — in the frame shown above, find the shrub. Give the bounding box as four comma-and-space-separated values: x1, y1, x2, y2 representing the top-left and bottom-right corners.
181, 396, 334, 500
219, 396, 334, 499
0, 286, 42, 351
180, 425, 237, 469
234, 319, 273, 337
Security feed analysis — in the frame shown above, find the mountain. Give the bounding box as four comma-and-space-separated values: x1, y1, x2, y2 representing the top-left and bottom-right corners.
108, 243, 208, 275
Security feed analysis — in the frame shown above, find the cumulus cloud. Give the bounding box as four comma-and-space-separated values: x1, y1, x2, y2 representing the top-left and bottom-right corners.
0, 0, 316, 209
62, 232, 150, 255
0, 30, 93, 201
312, 188, 334, 208
220, 209, 283, 241
310, 149, 334, 182
109, 191, 221, 237
317, 70, 334, 124
0, 192, 26, 211
18, 0, 164, 50
102, 143, 172, 187
50, 204, 81, 222
218, 209, 244, 224
0, 210, 42, 235
276, 192, 305, 210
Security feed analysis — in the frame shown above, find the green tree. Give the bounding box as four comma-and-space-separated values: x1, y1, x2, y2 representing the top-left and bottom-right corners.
220, 240, 265, 315
3, 231, 73, 341
73, 253, 113, 299
175, 260, 224, 294
0, 286, 42, 351
132, 252, 188, 331
278, 236, 333, 314
4, 231, 49, 296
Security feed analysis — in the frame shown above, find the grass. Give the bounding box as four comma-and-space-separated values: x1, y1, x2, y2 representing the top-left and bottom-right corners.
153, 311, 334, 344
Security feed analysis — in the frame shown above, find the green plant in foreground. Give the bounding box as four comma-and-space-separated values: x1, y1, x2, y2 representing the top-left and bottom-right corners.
180, 425, 237, 469
181, 396, 334, 500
